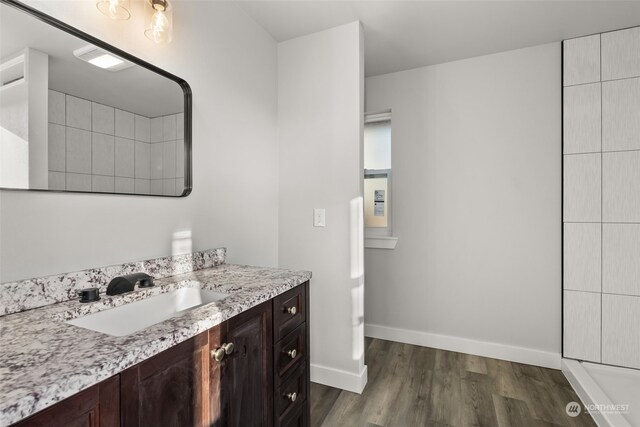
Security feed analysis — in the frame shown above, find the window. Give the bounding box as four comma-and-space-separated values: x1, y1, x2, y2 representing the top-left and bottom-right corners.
364, 112, 397, 248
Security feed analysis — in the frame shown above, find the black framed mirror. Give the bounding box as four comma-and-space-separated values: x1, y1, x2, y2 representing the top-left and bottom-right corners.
0, 0, 191, 196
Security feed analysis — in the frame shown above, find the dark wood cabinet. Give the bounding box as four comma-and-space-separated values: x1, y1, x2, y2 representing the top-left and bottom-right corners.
212, 300, 273, 426
13, 376, 120, 427
120, 331, 210, 427
273, 283, 310, 427
11, 282, 310, 427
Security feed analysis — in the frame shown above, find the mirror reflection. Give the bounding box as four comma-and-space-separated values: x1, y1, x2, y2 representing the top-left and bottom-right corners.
0, 0, 189, 196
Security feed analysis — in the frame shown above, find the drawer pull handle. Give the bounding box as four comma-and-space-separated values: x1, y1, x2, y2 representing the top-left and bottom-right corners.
286, 306, 297, 315
286, 392, 297, 402
287, 349, 297, 359
211, 342, 234, 362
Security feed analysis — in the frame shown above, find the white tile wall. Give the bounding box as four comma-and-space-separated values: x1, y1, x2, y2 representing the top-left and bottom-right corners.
48, 171, 65, 191
92, 175, 114, 193
176, 139, 185, 178
48, 123, 65, 172
150, 143, 163, 179
92, 102, 114, 135
66, 95, 91, 130
176, 112, 184, 139
150, 179, 163, 195
150, 117, 163, 143
602, 78, 640, 152
563, 153, 601, 222
115, 177, 135, 193
563, 35, 601, 86
175, 178, 185, 195
47, 90, 183, 195
163, 141, 176, 179
135, 141, 150, 179
135, 178, 150, 194
564, 28, 640, 371
92, 133, 115, 176
66, 173, 91, 191
162, 178, 175, 196
602, 294, 640, 368
563, 83, 601, 154
115, 110, 135, 139
135, 115, 151, 143
603, 151, 640, 222
564, 290, 601, 362
602, 224, 640, 296
564, 223, 601, 292
66, 128, 92, 174
602, 27, 640, 81
48, 90, 65, 125
115, 137, 134, 178
163, 115, 177, 141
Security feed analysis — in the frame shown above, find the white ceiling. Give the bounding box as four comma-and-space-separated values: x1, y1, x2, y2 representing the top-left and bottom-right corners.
237, 1, 640, 77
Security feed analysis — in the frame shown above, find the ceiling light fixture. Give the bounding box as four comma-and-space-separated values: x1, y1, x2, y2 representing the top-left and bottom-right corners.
73, 45, 134, 71
96, 0, 131, 20
145, 0, 173, 44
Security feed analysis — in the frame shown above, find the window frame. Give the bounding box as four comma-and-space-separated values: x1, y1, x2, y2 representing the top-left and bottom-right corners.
363, 111, 397, 248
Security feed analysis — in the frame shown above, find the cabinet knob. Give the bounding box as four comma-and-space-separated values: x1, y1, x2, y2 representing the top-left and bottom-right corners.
222, 342, 234, 355
286, 306, 297, 315
211, 342, 234, 362
211, 347, 225, 362
287, 349, 297, 359
286, 392, 297, 402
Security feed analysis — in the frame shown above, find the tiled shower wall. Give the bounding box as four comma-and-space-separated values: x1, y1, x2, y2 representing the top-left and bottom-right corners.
563, 27, 640, 369
47, 89, 185, 196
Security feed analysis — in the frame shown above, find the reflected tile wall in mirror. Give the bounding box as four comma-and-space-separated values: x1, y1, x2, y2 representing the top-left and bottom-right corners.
47, 90, 184, 195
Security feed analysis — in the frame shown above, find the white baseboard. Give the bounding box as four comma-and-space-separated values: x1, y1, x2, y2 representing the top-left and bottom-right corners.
365, 323, 561, 369
310, 363, 368, 394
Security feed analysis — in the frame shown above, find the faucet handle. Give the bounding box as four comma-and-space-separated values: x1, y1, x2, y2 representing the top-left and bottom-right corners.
138, 277, 155, 288
79, 287, 100, 303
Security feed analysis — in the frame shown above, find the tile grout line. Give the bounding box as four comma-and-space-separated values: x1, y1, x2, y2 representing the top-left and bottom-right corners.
564, 74, 640, 88
600, 33, 604, 364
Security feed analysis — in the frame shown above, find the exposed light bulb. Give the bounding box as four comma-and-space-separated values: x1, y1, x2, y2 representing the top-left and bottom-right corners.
151, 10, 169, 43
108, 0, 118, 17
145, 0, 173, 44
96, 0, 131, 20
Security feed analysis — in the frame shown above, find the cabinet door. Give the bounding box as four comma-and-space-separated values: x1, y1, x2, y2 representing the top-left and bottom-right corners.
218, 300, 273, 426
120, 332, 209, 427
13, 376, 120, 427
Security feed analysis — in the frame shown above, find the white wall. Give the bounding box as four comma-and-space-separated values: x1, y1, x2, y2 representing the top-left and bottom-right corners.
364, 43, 563, 368
0, 1, 278, 281
278, 22, 367, 392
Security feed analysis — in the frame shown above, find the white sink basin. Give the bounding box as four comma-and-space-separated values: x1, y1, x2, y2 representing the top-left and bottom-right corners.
66, 287, 229, 337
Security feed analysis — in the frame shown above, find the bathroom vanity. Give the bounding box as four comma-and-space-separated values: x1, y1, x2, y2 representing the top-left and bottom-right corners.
12, 283, 309, 427
0, 250, 311, 427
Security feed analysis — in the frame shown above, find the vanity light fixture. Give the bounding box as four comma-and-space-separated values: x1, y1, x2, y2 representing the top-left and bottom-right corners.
145, 0, 173, 44
96, 0, 131, 20
73, 45, 134, 71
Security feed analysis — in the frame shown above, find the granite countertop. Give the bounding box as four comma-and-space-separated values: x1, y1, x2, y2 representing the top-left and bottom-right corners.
0, 264, 311, 427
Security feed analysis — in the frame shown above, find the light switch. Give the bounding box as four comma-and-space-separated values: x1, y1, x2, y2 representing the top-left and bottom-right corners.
313, 208, 326, 227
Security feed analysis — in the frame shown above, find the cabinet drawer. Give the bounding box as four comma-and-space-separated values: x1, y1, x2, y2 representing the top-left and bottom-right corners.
274, 283, 307, 342
275, 363, 307, 422
274, 322, 306, 384
277, 398, 308, 427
